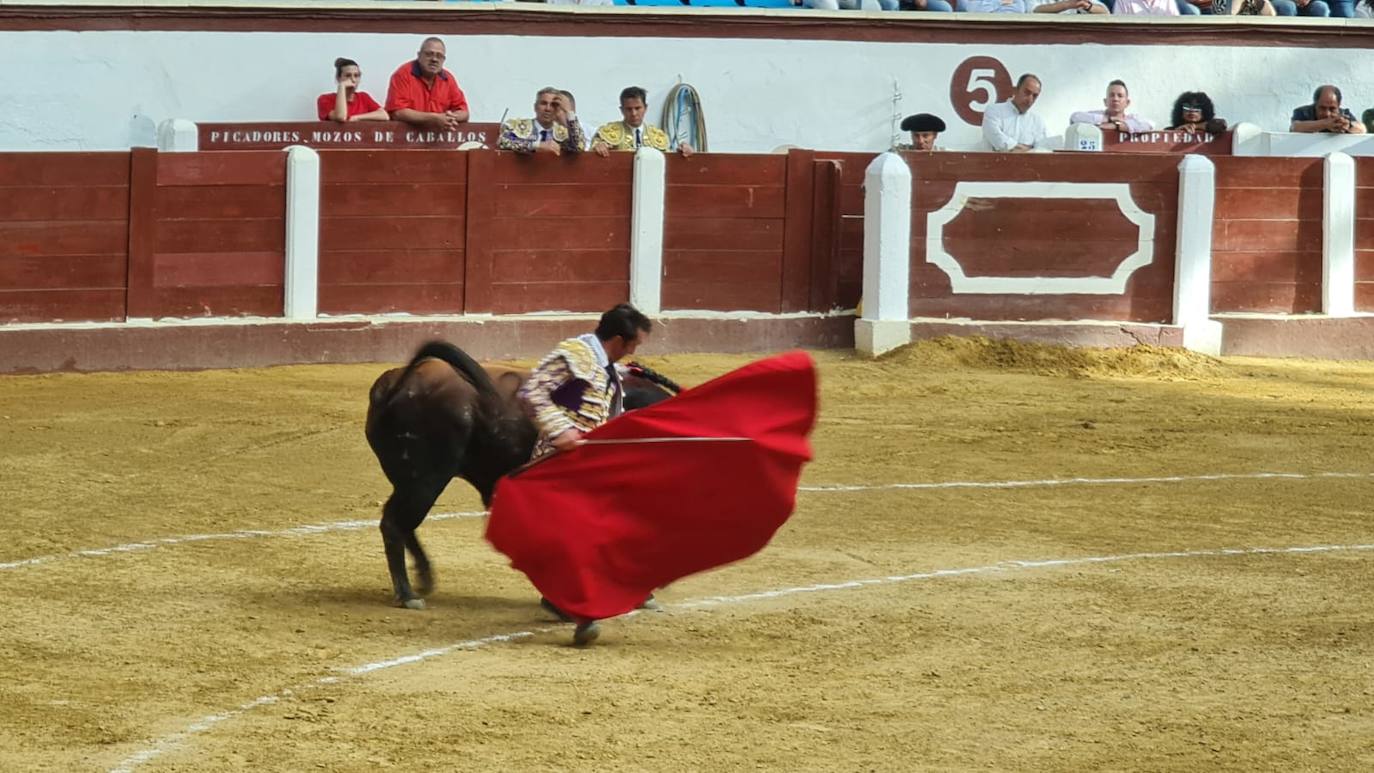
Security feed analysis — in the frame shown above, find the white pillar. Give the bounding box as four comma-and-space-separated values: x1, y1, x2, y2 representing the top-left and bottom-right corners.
855, 152, 912, 356
156, 119, 198, 152
1173, 155, 1223, 356
1231, 122, 1264, 157
1323, 152, 1356, 317
1064, 123, 1104, 152
629, 147, 666, 315
283, 145, 320, 320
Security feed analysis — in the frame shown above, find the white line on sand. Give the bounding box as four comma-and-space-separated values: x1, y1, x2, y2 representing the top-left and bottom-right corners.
109, 540, 1374, 772
8, 470, 1372, 574
0, 511, 484, 572
798, 470, 1374, 493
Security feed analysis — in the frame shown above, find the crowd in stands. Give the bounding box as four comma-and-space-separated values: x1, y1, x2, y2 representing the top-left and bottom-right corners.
319, 36, 695, 154
551, 0, 1374, 15
323, 37, 1370, 155
903, 78, 1363, 152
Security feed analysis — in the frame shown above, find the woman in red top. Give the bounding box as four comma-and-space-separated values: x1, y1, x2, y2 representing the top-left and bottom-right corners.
318, 58, 389, 123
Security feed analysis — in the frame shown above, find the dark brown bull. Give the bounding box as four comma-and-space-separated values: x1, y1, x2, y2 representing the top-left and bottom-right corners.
365, 340, 677, 608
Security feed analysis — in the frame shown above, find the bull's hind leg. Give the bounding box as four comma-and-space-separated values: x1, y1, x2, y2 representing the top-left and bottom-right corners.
405, 530, 434, 597
380, 478, 446, 610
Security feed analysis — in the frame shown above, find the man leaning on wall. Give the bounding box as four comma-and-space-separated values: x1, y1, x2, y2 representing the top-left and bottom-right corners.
1290, 85, 1367, 134
385, 37, 470, 132
499, 87, 587, 155
1070, 80, 1155, 134
982, 73, 1049, 153
592, 87, 694, 158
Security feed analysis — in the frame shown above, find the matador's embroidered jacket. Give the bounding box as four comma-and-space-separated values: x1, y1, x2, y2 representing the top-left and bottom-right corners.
497, 117, 587, 154
518, 333, 624, 460
592, 121, 669, 151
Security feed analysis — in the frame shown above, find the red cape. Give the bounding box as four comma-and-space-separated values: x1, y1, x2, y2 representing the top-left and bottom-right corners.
485, 351, 817, 620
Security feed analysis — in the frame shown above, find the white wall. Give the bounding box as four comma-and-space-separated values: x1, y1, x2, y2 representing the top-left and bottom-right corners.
1, 27, 1372, 152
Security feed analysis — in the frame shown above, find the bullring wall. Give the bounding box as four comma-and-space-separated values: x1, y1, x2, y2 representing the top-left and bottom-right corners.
6, 148, 1374, 329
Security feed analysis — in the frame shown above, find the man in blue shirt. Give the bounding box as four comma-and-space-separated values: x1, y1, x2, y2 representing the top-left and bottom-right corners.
1291, 85, 1367, 134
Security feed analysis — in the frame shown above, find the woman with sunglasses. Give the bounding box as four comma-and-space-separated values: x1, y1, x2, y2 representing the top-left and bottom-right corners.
1168, 92, 1229, 133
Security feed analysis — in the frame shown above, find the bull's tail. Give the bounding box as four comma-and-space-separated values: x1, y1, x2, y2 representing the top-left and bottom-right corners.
372, 340, 500, 410
409, 341, 500, 398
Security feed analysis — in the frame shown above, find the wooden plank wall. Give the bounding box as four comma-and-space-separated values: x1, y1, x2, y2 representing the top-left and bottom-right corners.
1211, 157, 1323, 314
906, 153, 1179, 322
0, 153, 130, 323
1354, 159, 1374, 311
813, 151, 876, 310
318, 151, 467, 314
662, 154, 787, 311
466, 152, 633, 314
129, 150, 286, 318
0, 150, 1346, 327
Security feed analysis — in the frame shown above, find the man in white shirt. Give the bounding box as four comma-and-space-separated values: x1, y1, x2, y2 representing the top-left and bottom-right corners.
982, 73, 1047, 153
1069, 80, 1156, 134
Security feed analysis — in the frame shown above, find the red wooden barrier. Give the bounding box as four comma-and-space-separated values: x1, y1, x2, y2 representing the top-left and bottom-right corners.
1211, 157, 1323, 314
467, 151, 634, 314
127, 150, 286, 318
318, 150, 468, 314
0, 149, 1353, 327
812, 151, 874, 310
664, 153, 787, 312
1354, 159, 1374, 312
906, 153, 1179, 323
0, 153, 130, 324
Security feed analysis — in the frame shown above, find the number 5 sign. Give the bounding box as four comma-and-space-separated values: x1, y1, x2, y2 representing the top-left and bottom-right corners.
949, 57, 1013, 127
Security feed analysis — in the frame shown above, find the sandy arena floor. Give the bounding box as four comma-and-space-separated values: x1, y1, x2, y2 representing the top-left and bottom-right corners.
1, 338, 1372, 772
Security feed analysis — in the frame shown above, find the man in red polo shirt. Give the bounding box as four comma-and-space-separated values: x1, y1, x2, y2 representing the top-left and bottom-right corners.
385, 37, 470, 131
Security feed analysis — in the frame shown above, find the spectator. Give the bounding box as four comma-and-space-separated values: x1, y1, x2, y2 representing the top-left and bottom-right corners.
498, 87, 586, 155
966, 0, 1107, 11
1212, 0, 1278, 13
1175, 0, 1208, 12
318, 58, 388, 123
592, 87, 693, 158
1270, 0, 1333, 15
803, 0, 900, 9
1070, 80, 1155, 133
559, 90, 589, 150
898, 113, 946, 152
1112, 0, 1180, 13
1167, 92, 1228, 133
902, 0, 965, 9
982, 74, 1047, 153
1290, 85, 1367, 134
384, 37, 470, 131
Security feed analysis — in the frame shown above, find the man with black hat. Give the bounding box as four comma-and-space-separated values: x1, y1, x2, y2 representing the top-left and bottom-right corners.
897, 113, 946, 152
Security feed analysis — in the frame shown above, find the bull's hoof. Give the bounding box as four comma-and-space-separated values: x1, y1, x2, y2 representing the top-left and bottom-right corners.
401, 597, 426, 610
573, 621, 601, 647
638, 594, 662, 612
